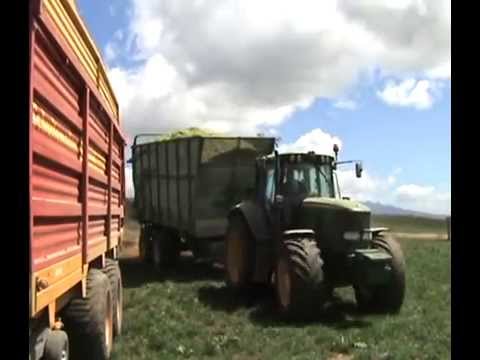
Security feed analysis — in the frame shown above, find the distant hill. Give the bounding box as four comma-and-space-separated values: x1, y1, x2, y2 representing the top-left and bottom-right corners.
363, 201, 448, 219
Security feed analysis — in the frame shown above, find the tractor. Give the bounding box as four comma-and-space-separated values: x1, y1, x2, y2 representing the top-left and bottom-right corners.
224, 145, 406, 319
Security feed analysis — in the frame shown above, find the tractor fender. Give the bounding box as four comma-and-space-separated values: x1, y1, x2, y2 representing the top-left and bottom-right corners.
229, 201, 273, 283
228, 201, 271, 243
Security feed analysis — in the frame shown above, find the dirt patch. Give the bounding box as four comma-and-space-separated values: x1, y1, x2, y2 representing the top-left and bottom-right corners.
328, 353, 354, 360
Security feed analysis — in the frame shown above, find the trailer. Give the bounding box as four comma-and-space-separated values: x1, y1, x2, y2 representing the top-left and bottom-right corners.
132, 135, 275, 267
29, 1, 125, 359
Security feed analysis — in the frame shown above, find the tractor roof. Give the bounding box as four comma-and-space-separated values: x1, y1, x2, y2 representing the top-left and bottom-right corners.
262, 152, 334, 163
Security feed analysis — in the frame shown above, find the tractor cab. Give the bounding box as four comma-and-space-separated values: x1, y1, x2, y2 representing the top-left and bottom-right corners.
257, 148, 363, 231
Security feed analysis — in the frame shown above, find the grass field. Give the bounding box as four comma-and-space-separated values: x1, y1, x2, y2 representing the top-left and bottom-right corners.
112, 207, 451, 360
371, 215, 448, 237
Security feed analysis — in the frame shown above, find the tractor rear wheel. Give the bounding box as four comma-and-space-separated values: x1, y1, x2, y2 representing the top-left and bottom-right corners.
225, 216, 254, 291
275, 237, 326, 319
354, 233, 406, 313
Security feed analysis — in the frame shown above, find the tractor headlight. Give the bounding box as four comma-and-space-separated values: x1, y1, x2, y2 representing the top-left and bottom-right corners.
362, 232, 373, 241
344, 231, 361, 241
344, 231, 373, 241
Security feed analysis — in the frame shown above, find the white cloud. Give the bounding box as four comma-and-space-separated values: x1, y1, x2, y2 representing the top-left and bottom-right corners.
278, 128, 342, 156
376, 78, 437, 109
104, 0, 450, 143
337, 168, 392, 202
105, 43, 117, 63
125, 166, 134, 198
276, 129, 451, 213
426, 61, 451, 80
338, 171, 450, 215
394, 184, 450, 214
333, 99, 357, 110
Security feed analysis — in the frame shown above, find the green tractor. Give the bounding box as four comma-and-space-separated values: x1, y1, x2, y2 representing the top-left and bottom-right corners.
225, 145, 406, 319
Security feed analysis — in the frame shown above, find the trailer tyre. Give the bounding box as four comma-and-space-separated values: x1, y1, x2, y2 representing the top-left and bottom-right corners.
354, 233, 406, 313
152, 228, 180, 270
62, 269, 114, 360
225, 215, 254, 291
102, 259, 123, 337
275, 238, 326, 320
139, 225, 153, 263
43, 330, 69, 360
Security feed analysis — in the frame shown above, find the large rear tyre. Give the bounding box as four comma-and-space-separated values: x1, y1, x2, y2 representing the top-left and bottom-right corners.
225, 216, 254, 291
43, 330, 69, 360
275, 238, 326, 320
102, 259, 123, 337
354, 233, 406, 313
152, 227, 181, 270
62, 269, 114, 360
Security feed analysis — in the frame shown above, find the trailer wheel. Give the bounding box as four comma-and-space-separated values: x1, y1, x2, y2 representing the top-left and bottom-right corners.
225, 215, 254, 291
139, 225, 153, 263
275, 238, 326, 320
354, 233, 406, 313
62, 269, 113, 360
152, 228, 180, 270
43, 330, 69, 360
102, 259, 123, 337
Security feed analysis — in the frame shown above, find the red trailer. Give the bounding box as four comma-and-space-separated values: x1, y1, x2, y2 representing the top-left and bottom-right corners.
28, 1, 125, 359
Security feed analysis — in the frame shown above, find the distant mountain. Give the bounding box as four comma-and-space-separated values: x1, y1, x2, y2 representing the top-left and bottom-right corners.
363, 201, 448, 219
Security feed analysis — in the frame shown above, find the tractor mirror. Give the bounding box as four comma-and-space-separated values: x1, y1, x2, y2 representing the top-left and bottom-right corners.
355, 162, 363, 178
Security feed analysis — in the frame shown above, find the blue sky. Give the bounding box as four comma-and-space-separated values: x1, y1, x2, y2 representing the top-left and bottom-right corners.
77, 0, 451, 214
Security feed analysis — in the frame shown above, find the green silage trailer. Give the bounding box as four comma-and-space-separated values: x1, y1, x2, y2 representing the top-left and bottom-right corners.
131, 135, 275, 267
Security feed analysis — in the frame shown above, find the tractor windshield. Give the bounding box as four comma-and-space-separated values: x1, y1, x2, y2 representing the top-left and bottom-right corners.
279, 162, 335, 198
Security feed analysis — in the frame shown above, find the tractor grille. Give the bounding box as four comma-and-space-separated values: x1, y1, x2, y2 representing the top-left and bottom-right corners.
297, 206, 370, 253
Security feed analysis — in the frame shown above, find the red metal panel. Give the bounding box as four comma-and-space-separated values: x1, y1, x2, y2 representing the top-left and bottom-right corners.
88, 216, 106, 242
32, 218, 82, 270
30, 1, 125, 277
107, 121, 113, 249
81, 87, 89, 265
38, 8, 126, 143
89, 170, 108, 189
32, 26, 83, 131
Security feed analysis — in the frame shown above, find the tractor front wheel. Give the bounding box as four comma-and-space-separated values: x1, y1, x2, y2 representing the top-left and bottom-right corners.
275, 237, 326, 319
354, 233, 406, 313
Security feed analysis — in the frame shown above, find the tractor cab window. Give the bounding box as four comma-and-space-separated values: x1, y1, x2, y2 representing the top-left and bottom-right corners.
265, 167, 275, 203
333, 171, 341, 198
280, 162, 334, 198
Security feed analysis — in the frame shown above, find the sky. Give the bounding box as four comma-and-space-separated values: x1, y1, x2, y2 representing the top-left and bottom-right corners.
77, 0, 451, 215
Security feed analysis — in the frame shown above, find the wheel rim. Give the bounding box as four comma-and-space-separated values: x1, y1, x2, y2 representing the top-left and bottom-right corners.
277, 257, 291, 309
105, 293, 113, 355
116, 279, 123, 333
227, 229, 246, 285
60, 340, 68, 360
